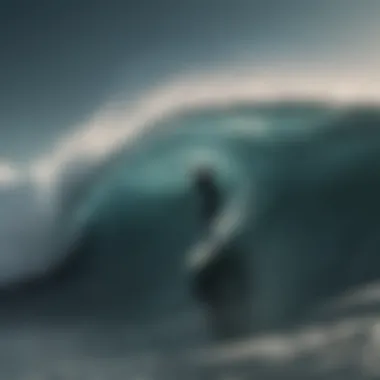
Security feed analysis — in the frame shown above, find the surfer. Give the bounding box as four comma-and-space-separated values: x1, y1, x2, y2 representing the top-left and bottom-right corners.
193, 164, 221, 229
190, 164, 251, 340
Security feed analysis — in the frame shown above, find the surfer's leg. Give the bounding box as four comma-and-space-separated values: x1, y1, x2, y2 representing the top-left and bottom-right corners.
191, 249, 251, 341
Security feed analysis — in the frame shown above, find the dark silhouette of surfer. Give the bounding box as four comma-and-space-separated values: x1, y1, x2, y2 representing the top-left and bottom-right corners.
193, 165, 221, 228
190, 165, 250, 340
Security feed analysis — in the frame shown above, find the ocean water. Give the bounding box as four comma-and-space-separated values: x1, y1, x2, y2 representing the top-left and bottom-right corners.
1, 101, 380, 379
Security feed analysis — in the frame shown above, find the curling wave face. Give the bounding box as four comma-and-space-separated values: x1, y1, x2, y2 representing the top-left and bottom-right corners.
2, 100, 380, 378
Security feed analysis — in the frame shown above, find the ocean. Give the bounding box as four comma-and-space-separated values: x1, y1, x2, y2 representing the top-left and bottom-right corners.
1, 101, 380, 379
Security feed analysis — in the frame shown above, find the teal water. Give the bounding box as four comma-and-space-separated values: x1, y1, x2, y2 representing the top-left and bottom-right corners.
2, 102, 380, 379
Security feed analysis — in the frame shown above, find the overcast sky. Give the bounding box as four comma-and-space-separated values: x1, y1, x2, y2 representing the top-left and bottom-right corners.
1, 0, 380, 160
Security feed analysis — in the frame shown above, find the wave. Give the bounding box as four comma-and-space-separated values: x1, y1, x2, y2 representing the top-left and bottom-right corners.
2, 93, 380, 377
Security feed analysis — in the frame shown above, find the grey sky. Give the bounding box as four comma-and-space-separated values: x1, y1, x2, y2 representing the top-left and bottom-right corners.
0, 0, 379, 160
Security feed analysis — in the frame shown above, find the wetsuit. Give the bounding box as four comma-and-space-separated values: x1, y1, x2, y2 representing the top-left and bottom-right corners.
191, 170, 250, 340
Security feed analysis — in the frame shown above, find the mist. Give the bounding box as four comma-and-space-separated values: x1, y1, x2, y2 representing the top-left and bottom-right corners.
2, 1, 380, 379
